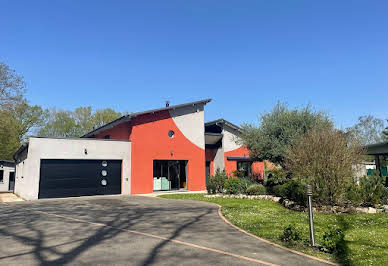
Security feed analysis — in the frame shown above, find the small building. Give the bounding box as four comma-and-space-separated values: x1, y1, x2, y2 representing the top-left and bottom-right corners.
365, 141, 388, 186
0, 160, 16, 192
13, 99, 264, 200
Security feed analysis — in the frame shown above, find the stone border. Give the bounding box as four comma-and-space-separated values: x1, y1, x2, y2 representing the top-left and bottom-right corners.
205, 194, 388, 214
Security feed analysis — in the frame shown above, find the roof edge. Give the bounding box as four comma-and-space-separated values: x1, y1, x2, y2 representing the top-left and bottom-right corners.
82, 98, 212, 138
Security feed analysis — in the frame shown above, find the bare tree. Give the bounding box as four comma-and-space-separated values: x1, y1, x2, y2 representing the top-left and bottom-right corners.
286, 128, 364, 205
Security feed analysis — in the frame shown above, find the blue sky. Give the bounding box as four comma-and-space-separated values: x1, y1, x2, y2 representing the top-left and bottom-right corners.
1, 0, 387, 128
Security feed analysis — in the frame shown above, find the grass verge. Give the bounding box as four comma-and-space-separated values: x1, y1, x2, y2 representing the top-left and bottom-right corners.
159, 193, 388, 266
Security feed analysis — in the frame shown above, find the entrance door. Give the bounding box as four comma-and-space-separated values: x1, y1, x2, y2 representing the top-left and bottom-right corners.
9, 172, 15, 191
205, 162, 210, 185
153, 160, 187, 191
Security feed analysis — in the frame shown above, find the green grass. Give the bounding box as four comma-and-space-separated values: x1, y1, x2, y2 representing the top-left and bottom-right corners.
159, 194, 388, 266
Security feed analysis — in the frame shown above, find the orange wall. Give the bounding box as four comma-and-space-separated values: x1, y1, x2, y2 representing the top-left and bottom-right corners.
129, 110, 205, 194
93, 111, 206, 194
205, 149, 215, 176
224, 146, 264, 179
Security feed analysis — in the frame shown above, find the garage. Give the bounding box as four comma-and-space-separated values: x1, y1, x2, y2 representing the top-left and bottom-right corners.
39, 159, 122, 199
13, 137, 131, 200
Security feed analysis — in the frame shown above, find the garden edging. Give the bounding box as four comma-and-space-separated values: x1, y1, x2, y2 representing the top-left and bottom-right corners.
205, 194, 388, 214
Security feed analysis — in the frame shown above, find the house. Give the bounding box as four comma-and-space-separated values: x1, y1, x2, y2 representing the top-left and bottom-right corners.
13, 99, 264, 200
204, 119, 264, 180
0, 160, 16, 192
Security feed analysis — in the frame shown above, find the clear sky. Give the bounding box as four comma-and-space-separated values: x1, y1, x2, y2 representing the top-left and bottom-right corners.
1, 0, 387, 128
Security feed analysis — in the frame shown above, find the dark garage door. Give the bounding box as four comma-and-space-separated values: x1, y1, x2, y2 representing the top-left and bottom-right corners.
39, 159, 122, 199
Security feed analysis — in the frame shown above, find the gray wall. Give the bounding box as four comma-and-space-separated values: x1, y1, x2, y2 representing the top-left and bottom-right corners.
15, 137, 131, 200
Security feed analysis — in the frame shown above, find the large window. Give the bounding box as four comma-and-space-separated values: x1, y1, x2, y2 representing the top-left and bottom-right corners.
0, 170, 3, 183
237, 161, 252, 177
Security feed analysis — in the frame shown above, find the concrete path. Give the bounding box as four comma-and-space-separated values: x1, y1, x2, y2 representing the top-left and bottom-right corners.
0, 192, 24, 202
0, 195, 332, 265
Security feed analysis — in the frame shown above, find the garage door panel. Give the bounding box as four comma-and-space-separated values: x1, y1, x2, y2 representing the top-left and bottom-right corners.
39, 159, 122, 199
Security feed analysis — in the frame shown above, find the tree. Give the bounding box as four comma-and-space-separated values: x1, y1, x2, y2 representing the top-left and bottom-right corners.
38, 108, 79, 138
346, 115, 386, 145
286, 128, 364, 205
37, 107, 122, 138
239, 102, 333, 167
0, 62, 25, 108
0, 62, 45, 160
90, 108, 122, 130
383, 120, 388, 141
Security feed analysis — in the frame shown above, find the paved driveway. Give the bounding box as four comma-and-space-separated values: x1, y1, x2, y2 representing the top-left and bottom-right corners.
0, 195, 331, 265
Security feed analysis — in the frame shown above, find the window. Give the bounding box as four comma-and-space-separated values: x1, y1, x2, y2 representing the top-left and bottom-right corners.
104, 135, 110, 139
0, 170, 3, 183
168, 130, 175, 138
237, 161, 252, 177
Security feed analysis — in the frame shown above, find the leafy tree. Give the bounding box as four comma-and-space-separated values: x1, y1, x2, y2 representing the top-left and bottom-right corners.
286, 127, 364, 205
240, 102, 333, 167
90, 108, 121, 130
38, 107, 122, 137
346, 115, 386, 145
38, 108, 79, 138
0, 62, 25, 107
0, 62, 45, 159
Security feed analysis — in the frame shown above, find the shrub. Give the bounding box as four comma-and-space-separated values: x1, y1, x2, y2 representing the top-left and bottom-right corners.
206, 169, 227, 194
345, 183, 362, 206
269, 184, 284, 197
224, 178, 243, 194
240, 177, 257, 194
246, 184, 266, 195
267, 179, 307, 205
381, 187, 388, 205
360, 175, 385, 206
286, 128, 364, 206
321, 227, 345, 254
281, 179, 307, 206
266, 168, 288, 187
280, 224, 301, 243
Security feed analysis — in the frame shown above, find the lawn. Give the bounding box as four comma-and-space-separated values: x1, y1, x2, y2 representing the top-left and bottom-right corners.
159, 194, 388, 266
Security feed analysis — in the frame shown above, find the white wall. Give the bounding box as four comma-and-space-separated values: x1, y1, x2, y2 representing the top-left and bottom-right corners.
14, 137, 131, 200
0, 165, 15, 192
169, 104, 205, 149
222, 125, 242, 152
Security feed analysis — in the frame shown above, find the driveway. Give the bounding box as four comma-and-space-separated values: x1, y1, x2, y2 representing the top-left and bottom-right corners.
0, 195, 331, 265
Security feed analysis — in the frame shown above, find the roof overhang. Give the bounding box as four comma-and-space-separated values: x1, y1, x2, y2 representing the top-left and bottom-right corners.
82, 98, 212, 138
205, 119, 241, 132
365, 142, 388, 155
205, 132, 223, 145
227, 156, 256, 162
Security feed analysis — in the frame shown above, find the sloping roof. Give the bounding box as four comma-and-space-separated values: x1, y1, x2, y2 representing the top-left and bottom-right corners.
0, 160, 16, 166
365, 141, 388, 155
82, 99, 212, 138
205, 118, 241, 131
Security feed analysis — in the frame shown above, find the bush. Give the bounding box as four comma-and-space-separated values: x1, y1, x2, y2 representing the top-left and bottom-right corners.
240, 177, 257, 194
321, 227, 345, 254
345, 183, 362, 206
280, 224, 301, 243
382, 187, 388, 205
266, 168, 288, 187
286, 128, 364, 206
267, 179, 307, 206
269, 184, 284, 197
281, 179, 307, 206
224, 178, 243, 194
246, 184, 266, 195
360, 175, 385, 206
207, 169, 227, 194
